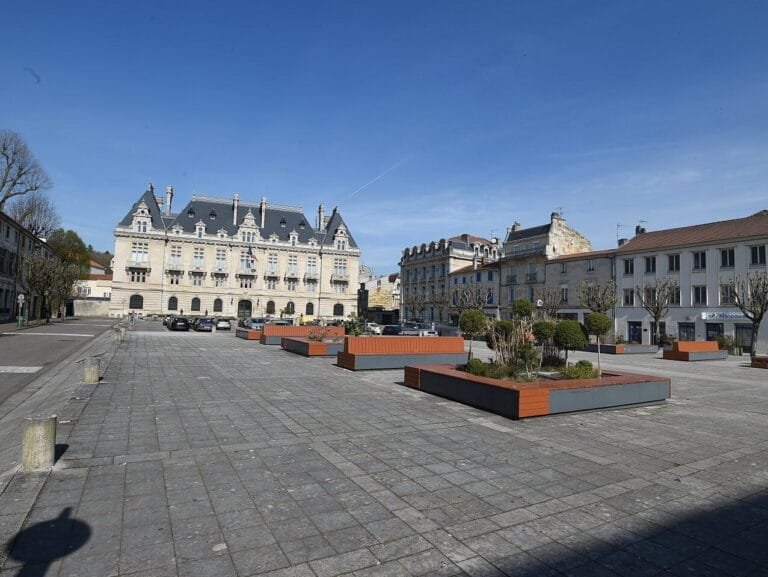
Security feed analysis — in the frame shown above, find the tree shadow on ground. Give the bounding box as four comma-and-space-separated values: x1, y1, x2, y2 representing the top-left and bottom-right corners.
475, 490, 768, 577
5, 507, 90, 577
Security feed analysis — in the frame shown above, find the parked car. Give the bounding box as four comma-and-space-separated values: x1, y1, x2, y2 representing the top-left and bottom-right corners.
364, 322, 382, 335
270, 319, 292, 326
248, 317, 267, 330
215, 318, 231, 330
194, 317, 215, 332
401, 322, 438, 337
163, 315, 174, 327
169, 317, 190, 331
382, 325, 403, 336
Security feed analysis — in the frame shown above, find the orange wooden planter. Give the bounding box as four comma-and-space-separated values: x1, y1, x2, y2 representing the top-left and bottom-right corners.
338, 336, 466, 370
663, 341, 726, 361
260, 325, 345, 345
235, 328, 262, 340
752, 355, 768, 369
281, 337, 345, 357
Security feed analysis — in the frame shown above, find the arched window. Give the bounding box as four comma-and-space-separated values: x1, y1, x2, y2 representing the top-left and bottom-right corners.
168, 296, 178, 311
333, 303, 344, 316
305, 302, 314, 316
191, 297, 201, 312
213, 298, 222, 313
285, 301, 295, 315
129, 294, 143, 309
266, 300, 276, 315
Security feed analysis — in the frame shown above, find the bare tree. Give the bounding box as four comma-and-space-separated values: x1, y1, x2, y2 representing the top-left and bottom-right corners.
404, 293, 428, 321
6, 191, 60, 237
537, 286, 563, 319
0, 130, 52, 212
451, 285, 489, 316
635, 278, 679, 346
51, 261, 82, 318
577, 280, 618, 314
730, 272, 768, 355
429, 289, 452, 323
19, 251, 57, 321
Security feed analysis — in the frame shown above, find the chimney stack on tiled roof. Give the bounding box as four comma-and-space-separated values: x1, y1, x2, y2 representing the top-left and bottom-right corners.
233, 193, 240, 225
260, 196, 267, 228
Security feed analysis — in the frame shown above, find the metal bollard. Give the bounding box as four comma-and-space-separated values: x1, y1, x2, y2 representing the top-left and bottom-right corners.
114, 328, 124, 343
83, 356, 100, 384
22, 415, 57, 472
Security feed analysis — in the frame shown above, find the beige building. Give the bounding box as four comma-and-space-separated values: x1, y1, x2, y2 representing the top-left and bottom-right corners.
400, 234, 501, 323
448, 260, 502, 320
500, 213, 592, 319
543, 250, 616, 321
110, 185, 360, 321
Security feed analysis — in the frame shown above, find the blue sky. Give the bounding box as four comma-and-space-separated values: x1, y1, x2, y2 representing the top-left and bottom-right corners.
3, 1, 767, 274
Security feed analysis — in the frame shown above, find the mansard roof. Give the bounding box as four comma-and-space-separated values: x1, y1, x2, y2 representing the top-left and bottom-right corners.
504, 223, 551, 243
118, 188, 358, 248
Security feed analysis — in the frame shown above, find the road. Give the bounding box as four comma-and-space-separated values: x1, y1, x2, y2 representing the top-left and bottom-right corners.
0, 318, 114, 406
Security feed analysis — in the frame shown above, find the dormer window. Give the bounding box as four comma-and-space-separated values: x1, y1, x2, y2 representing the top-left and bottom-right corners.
308, 237, 318, 247
299, 220, 306, 230
187, 209, 195, 219
134, 220, 148, 233
209, 210, 217, 220
280, 217, 287, 228
195, 222, 206, 238
289, 231, 299, 247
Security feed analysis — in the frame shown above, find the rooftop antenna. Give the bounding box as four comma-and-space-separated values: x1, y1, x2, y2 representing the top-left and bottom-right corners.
616, 223, 624, 241
556, 206, 565, 217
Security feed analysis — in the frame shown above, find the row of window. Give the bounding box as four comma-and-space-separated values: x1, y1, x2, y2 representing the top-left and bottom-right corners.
623, 246, 766, 276
404, 264, 448, 282
131, 271, 346, 293
128, 294, 345, 316
622, 284, 735, 307
451, 270, 495, 284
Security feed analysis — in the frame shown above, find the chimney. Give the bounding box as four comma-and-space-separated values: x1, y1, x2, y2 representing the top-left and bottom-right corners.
233, 193, 240, 225
165, 185, 174, 216
259, 196, 266, 228
551, 212, 564, 223
635, 225, 646, 235
317, 204, 325, 229
618, 238, 628, 247
512, 221, 521, 232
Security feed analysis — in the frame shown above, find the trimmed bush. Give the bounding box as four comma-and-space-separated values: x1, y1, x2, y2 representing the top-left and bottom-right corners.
512, 299, 533, 319
561, 360, 597, 380
554, 320, 587, 361
464, 358, 486, 376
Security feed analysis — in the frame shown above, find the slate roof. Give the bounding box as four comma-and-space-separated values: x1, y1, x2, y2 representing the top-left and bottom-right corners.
504, 223, 551, 243
616, 210, 768, 254
118, 190, 358, 248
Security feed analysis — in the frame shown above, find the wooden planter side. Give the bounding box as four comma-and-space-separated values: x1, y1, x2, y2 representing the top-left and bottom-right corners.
343, 336, 464, 355
751, 355, 768, 369
235, 328, 262, 340
281, 337, 344, 357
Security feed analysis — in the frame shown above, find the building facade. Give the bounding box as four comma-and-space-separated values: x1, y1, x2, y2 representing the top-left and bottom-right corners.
0, 211, 60, 322
399, 234, 501, 323
499, 213, 592, 319
614, 212, 768, 350
543, 250, 616, 322
109, 185, 361, 321
448, 261, 502, 319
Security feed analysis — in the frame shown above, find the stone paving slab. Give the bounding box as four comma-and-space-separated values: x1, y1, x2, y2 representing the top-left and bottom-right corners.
1, 326, 768, 576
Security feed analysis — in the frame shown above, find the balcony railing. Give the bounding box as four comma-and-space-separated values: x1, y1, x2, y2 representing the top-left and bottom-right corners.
126, 259, 150, 270
331, 272, 349, 283
304, 271, 319, 281
264, 268, 280, 278
212, 267, 228, 275
284, 269, 300, 279
165, 262, 183, 273
236, 267, 257, 276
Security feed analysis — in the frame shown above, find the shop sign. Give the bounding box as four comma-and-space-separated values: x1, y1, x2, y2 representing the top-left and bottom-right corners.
701, 311, 745, 320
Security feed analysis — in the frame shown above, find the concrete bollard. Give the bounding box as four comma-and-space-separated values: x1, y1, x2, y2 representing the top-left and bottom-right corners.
114, 328, 124, 343
211, 323, 217, 334
22, 416, 57, 472
83, 356, 100, 384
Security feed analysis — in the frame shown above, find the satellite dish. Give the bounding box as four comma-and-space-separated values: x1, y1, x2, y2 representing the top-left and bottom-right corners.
536, 299, 543, 307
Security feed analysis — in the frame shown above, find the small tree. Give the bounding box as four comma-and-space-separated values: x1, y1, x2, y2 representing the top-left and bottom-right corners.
584, 312, 612, 377
452, 285, 490, 317
406, 293, 428, 322
0, 130, 52, 211
731, 272, 768, 355
554, 320, 587, 363
459, 309, 486, 362
537, 286, 563, 320
511, 299, 533, 319
577, 280, 617, 314
532, 320, 558, 364
635, 278, 679, 346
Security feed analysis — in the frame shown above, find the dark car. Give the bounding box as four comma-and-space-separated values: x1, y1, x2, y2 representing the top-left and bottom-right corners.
169, 317, 190, 331
382, 325, 403, 336
194, 317, 215, 332
163, 315, 175, 327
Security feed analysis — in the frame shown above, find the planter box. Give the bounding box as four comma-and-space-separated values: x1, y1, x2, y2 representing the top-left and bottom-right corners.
752, 355, 768, 369
586, 344, 659, 354
281, 337, 345, 357
260, 325, 345, 345
663, 341, 727, 361
235, 328, 262, 340
404, 365, 671, 419
337, 336, 468, 370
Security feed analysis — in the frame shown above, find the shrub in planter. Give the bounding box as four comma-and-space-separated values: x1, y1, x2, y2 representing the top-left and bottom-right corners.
561, 360, 597, 380
512, 299, 533, 319
554, 320, 587, 362
464, 357, 486, 376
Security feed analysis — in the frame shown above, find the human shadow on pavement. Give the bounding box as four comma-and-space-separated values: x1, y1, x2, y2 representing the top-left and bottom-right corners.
5, 507, 90, 577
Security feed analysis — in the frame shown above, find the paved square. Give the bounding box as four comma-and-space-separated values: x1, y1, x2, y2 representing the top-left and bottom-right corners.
2, 325, 768, 576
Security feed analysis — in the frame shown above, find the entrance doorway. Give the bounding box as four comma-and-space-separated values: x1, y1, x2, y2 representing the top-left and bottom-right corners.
237, 300, 252, 318
735, 324, 753, 354
650, 321, 667, 345
627, 321, 643, 344
678, 322, 695, 341
705, 323, 723, 341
